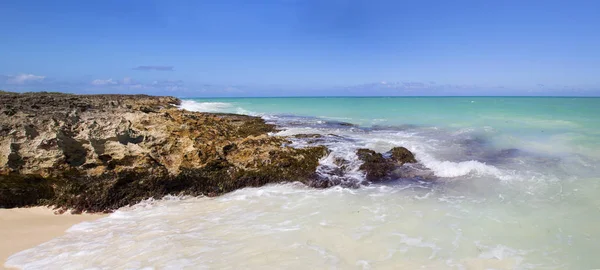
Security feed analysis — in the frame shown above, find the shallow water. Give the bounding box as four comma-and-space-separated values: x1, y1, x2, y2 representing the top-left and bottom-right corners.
7, 97, 600, 269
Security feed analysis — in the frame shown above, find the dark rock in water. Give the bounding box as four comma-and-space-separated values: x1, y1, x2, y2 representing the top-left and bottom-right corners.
292, 133, 327, 144
461, 136, 489, 158
0, 91, 328, 212
357, 147, 432, 182
499, 148, 519, 157
356, 149, 395, 181
293, 134, 323, 139
370, 124, 419, 131
389, 146, 417, 164
337, 122, 356, 127
478, 148, 522, 164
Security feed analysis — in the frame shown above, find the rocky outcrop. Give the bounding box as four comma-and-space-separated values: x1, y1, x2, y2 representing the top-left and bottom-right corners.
356, 149, 395, 181
356, 147, 432, 181
0, 92, 327, 212
389, 146, 417, 164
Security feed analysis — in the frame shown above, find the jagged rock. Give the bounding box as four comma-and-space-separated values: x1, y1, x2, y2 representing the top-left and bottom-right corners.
291, 133, 327, 144
356, 149, 395, 181
356, 147, 431, 181
0, 92, 328, 212
389, 146, 417, 164
292, 134, 323, 139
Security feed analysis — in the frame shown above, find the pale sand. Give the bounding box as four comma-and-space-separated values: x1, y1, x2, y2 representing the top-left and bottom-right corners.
0, 207, 106, 269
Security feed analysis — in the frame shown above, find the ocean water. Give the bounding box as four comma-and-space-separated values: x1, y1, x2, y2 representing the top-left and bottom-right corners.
6, 97, 600, 269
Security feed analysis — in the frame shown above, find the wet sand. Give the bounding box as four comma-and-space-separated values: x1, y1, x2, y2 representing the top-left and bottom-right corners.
0, 207, 105, 269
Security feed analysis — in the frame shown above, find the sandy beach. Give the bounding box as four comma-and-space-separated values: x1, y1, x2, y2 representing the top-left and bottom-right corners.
0, 207, 105, 269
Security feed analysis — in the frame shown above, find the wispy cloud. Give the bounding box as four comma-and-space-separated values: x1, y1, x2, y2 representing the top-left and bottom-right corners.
1, 74, 195, 95
343, 81, 495, 96
2, 73, 599, 97
90, 77, 138, 86
122, 77, 134, 85
89, 77, 187, 92
151, 80, 185, 91
91, 78, 118, 86
132, 66, 174, 71
351, 81, 438, 92
2, 74, 46, 84
343, 81, 600, 96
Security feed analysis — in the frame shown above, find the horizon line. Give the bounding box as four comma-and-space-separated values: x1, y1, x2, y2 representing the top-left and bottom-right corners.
179, 95, 600, 99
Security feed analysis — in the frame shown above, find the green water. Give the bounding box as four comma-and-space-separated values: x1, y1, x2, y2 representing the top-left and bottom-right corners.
185, 97, 600, 157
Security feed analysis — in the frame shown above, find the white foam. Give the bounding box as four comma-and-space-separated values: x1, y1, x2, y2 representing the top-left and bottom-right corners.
316, 146, 366, 184
279, 123, 519, 184
6, 177, 595, 269
394, 233, 441, 259
418, 153, 506, 178
275, 127, 327, 137
179, 100, 233, 112
271, 118, 519, 182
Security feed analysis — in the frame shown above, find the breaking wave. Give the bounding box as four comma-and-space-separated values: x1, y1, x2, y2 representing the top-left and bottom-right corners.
179, 100, 233, 112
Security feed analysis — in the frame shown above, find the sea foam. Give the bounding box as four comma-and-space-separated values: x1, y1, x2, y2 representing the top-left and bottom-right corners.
7, 181, 577, 269
417, 153, 506, 178
179, 100, 233, 112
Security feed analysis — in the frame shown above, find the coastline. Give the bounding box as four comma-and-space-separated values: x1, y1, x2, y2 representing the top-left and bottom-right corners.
0, 207, 106, 269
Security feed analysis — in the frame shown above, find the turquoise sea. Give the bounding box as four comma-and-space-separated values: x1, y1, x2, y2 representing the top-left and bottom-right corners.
7, 97, 600, 269
184, 97, 600, 158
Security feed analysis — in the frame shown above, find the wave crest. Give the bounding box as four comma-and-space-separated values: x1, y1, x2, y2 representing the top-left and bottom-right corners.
179, 100, 233, 112
418, 153, 505, 178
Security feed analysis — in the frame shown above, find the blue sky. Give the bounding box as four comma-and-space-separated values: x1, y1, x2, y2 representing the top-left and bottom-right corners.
1, 0, 599, 96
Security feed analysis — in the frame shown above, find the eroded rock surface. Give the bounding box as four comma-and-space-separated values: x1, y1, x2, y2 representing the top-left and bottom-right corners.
357, 146, 433, 181
0, 92, 327, 212
356, 149, 395, 181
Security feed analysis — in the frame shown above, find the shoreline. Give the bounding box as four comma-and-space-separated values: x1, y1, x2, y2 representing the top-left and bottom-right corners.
0, 207, 106, 269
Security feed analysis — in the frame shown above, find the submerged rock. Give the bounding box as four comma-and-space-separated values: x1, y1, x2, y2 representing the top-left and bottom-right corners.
0, 91, 328, 212
390, 163, 435, 179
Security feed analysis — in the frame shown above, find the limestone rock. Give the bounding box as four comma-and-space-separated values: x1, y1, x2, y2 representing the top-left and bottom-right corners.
0, 91, 328, 212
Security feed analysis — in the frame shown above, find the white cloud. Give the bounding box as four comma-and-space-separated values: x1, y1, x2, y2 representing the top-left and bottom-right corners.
129, 84, 150, 89
91, 78, 118, 86
6, 74, 46, 84
132, 66, 174, 71
121, 77, 133, 85
88, 77, 187, 92
91, 77, 136, 86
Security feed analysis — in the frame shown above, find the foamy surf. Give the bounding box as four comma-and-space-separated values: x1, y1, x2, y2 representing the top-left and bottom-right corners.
179, 100, 233, 112
7, 180, 595, 269
416, 153, 506, 178
179, 99, 257, 116
178, 98, 581, 186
